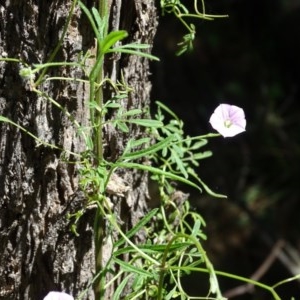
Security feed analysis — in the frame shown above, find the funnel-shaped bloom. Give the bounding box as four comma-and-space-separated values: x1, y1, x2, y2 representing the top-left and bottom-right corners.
43, 292, 74, 300
209, 104, 246, 137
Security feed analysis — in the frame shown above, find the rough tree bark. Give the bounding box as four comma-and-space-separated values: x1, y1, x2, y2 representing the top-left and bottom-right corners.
0, 1, 157, 299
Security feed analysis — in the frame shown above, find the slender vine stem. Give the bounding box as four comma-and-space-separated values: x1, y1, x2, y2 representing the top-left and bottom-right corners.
93, 1, 109, 299
102, 199, 161, 267
170, 266, 281, 300
93, 203, 106, 300
157, 233, 223, 300
89, 0, 109, 163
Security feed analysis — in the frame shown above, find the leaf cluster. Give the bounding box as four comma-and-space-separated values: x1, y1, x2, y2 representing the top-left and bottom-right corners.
160, 0, 228, 55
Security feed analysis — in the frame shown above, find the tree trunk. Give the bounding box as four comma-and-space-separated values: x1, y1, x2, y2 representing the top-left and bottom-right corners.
0, 1, 157, 299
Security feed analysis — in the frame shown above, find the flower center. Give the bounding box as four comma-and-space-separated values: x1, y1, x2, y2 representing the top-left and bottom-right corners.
224, 119, 232, 128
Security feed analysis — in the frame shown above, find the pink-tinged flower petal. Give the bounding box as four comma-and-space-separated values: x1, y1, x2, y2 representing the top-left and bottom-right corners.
43, 291, 74, 300
209, 104, 246, 137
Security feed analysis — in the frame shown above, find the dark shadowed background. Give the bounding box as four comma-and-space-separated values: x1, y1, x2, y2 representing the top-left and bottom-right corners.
151, 0, 300, 298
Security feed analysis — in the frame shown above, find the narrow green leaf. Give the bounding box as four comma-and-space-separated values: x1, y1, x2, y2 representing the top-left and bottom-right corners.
165, 285, 179, 300
171, 143, 184, 157
101, 30, 128, 54
209, 273, 219, 294
190, 172, 226, 198
116, 121, 129, 133
190, 139, 208, 150
112, 276, 131, 300
110, 93, 128, 101
121, 135, 174, 161
130, 277, 145, 295
114, 242, 192, 256
105, 102, 122, 109
114, 208, 159, 248
91, 7, 102, 27
78, 1, 101, 41
114, 258, 153, 277
126, 137, 151, 150
107, 48, 159, 61
200, 180, 227, 198
170, 148, 188, 178
91, 7, 107, 39
89, 100, 102, 112
0, 57, 23, 64
33, 61, 81, 70
122, 138, 134, 156
162, 146, 168, 157
191, 219, 201, 238
192, 151, 213, 160
127, 119, 163, 128
190, 159, 199, 167
122, 109, 142, 117
114, 43, 151, 49
156, 101, 180, 121
162, 123, 182, 135
117, 162, 201, 192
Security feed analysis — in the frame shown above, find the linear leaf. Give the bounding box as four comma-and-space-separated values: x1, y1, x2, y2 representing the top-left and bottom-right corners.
170, 148, 188, 178
116, 121, 129, 133
105, 102, 122, 109
114, 258, 153, 277
117, 162, 201, 192
156, 101, 180, 121
101, 30, 128, 54
107, 48, 159, 61
121, 135, 174, 161
122, 109, 142, 117
112, 276, 130, 300
114, 242, 192, 256
192, 151, 212, 160
78, 1, 101, 41
126, 137, 151, 150
114, 208, 159, 248
127, 119, 163, 128
189, 171, 226, 198
91, 7, 107, 39
114, 43, 151, 49
190, 139, 208, 150
191, 219, 201, 238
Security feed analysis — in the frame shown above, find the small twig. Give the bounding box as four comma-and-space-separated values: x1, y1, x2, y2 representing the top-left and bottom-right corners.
223, 239, 285, 298
276, 242, 300, 277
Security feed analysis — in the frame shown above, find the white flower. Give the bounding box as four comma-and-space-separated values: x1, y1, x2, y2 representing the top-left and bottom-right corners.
209, 104, 246, 137
43, 291, 74, 300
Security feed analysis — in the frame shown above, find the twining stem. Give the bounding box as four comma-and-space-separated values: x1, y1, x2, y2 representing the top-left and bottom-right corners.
172, 267, 281, 300
94, 204, 106, 300
90, 0, 109, 163
93, 1, 109, 299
